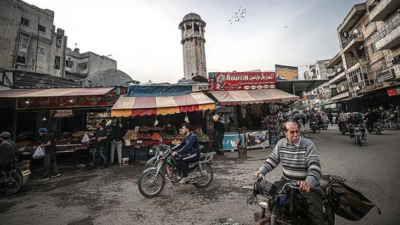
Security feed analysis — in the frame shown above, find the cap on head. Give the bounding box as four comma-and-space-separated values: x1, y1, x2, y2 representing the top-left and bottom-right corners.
38, 128, 49, 133
212, 114, 219, 122
0, 131, 11, 138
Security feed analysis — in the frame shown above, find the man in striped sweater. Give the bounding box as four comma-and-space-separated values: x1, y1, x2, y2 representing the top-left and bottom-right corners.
254, 121, 323, 225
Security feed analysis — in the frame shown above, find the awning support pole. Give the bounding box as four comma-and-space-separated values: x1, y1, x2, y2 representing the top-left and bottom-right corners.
12, 99, 17, 142
292, 83, 296, 95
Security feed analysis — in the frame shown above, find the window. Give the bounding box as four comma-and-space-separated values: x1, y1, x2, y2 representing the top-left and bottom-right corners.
37, 47, 47, 56
54, 56, 61, 69
370, 44, 376, 54
16, 56, 26, 64
38, 24, 46, 33
66, 60, 73, 68
19, 34, 29, 49
79, 62, 88, 70
20, 17, 30, 26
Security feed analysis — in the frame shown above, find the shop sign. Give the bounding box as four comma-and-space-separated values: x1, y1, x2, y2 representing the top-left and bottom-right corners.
208, 72, 276, 91
50, 109, 73, 118
387, 87, 400, 96
375, 69, 395, 84
245, 131, 269, 149
222, 133, 245, 150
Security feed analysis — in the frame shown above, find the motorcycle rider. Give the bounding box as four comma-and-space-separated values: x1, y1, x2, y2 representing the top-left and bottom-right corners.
0, 132, 16, 167
338, 111, 348, 132
348, 113, 366, 139
253, 122, 323, 225
171, 123, 200, 184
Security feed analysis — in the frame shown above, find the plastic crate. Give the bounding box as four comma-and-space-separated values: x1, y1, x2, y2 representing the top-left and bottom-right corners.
135, 147, 149, 162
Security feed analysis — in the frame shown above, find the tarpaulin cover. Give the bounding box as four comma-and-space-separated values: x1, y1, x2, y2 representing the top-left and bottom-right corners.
111, 92, 215, 117
0, 87, 114, 98
125, 85, 192, 97
209, 89, 298, 105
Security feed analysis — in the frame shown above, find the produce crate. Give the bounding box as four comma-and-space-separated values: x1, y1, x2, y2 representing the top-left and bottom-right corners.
122, 146, 135, 163
135, 147, 149, 162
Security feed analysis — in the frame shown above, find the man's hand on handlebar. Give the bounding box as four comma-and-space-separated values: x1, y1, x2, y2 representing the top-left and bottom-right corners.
297, 181, 312, 193
172, 151, 178, 157
253, 171, 261, 178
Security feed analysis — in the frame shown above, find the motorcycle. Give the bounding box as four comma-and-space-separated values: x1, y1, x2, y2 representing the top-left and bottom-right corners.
322, 121, 329, 130
366, 122, 382, 135
348, 124, 366, 146
382, 116, 397, 130
338, 121, 348, 135
138, 146, 215, 198
309, 121, 320, 133
252, 175, 335, 225
0, 161, 30, 195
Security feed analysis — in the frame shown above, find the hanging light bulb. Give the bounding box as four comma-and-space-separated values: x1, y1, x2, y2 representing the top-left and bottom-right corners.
25, 100, 30, 104
43, 116, 47, 121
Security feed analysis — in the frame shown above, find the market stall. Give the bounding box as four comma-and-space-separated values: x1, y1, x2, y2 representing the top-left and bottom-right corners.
111, 85, 215, 162
208, 71, 299, 150
0, 87, 120, 168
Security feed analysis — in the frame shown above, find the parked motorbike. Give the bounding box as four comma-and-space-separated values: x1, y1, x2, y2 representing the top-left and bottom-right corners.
366, 122, 382, 135
297, 121, 305, 138
252, 175, 335, 225
138, 146, 215, 198
0, 161, 30, 195
382, 116, 397, 130
348, 124, 366, 146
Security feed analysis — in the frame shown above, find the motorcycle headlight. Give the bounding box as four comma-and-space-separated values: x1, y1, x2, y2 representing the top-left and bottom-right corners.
256, 194, 270, 209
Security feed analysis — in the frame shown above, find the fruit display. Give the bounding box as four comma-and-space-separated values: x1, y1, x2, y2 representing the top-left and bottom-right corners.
16, 141, 32, 148
151, 132, 162, 140
196, 132, 210, 142
175, 133, 186, 139
139, 126, 164, 132
137, 133, 151, 139
72, 131, 86, 137
123, 130, 138, 140
171, 139, 181, 146
163, 134, 175, 140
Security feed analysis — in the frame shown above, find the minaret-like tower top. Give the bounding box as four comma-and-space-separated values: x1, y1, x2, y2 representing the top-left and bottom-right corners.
179, 13, 207, 79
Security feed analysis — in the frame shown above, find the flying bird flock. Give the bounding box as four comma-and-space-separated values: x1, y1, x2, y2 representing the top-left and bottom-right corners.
229, 6, 246, 24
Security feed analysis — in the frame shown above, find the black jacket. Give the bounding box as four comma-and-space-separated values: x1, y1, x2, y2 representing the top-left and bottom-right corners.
111, 125, 124, 142
213, 121, 225, 134
173, 132, 200, 156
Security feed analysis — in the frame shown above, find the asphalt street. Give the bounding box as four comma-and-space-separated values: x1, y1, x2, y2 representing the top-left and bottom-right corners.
0, 125, 399, 225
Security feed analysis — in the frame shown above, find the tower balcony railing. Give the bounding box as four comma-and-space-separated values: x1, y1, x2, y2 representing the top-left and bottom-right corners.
374, 14, 400, 51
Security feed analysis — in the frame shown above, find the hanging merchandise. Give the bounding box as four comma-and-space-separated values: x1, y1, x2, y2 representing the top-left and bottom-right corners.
184, 112, 190, 123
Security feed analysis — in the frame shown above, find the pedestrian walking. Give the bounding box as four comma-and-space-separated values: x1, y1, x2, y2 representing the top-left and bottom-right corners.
38, 128, 60, 181
110, 121, 123, 165
213, 114, 225, 155
327, 112, 333, 126
87, 123, 108, 169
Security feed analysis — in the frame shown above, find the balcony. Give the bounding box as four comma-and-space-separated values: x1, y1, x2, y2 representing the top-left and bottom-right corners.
374, 15, 400, 51
346, 56, 368, 70
338, 3, 367, 33
326, 52, 342, 69
369, 0, 400, 22
342, 32, 364, 52
328, 70, 347, 85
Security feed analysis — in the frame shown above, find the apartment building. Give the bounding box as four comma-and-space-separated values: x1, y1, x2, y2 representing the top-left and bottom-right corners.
326, 0, 400, 111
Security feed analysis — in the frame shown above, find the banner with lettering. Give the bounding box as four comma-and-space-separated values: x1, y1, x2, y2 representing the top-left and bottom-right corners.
208, 72, 276, 91
50, 110, 73, 118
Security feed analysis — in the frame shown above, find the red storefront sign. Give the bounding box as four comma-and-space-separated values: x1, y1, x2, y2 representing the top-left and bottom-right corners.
208, 72, 276, 91
387, 88, 400, 96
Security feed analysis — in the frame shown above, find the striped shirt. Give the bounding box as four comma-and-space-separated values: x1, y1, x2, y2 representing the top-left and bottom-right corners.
258, 137, 322, 187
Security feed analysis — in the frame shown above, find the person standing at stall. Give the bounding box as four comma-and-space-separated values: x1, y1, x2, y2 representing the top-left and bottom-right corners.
213, 114, 225, 155
87, 123, 108, 169
110, 121, 124, 166
38, 128, 60, 181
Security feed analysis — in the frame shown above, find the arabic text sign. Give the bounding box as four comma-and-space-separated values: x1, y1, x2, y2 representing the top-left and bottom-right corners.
208, 72, 276, 91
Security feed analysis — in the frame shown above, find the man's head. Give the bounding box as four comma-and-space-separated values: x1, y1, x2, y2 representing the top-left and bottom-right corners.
97, 122, 104, 130
0, 131, 11, 141
38, 128, 48, 136
181, 123, 192, 135
283, 122, 300, 144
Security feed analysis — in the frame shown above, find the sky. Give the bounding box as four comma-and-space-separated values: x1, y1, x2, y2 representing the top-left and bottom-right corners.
26, 0, 363, 83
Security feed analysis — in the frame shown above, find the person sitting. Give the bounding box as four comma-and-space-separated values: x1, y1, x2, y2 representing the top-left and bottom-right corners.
0, 132, 16, 167
348, 113, 366, 139
171, 123, 200, 184
364, 110, 379, 131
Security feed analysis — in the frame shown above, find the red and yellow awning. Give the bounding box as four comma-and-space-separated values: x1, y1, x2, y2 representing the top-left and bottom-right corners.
111, 92, 215, 117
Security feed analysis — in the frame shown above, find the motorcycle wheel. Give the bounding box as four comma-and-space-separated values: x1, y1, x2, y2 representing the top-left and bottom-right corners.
2, 171, 23, 195
389, 122, 397, 130
144, 156, 157, 170
192, 164, 213, 188
138, 170, 165, 198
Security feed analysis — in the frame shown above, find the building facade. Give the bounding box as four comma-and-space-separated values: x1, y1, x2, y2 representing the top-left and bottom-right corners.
326, 0, 400, 112
179, 13, 207, 79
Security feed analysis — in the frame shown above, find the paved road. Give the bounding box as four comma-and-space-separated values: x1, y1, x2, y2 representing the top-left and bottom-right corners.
0, 126, 399, 225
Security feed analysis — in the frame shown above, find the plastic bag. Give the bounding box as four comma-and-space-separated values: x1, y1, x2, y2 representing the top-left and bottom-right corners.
81, 133, 90, 143
32, 146, 45, 159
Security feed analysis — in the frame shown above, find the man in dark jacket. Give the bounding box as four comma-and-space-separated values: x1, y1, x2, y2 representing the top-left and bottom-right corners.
87, 123, 108, 169
0, 132, 15, 166
38, 128, 60, 181
110, 121, 124, 165
172, 123, 200, 184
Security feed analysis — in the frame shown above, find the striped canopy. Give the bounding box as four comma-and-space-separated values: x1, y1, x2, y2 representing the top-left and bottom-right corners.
111, 92, 215, 117
209, 89, 298, 105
